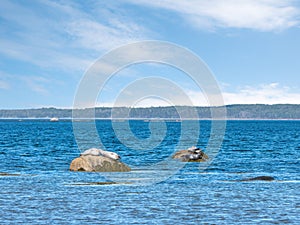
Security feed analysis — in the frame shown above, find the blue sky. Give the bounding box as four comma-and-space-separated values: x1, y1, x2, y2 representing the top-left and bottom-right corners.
0, 0, 300, 108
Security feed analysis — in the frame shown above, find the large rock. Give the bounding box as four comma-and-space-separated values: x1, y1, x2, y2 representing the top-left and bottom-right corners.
70, 155, 131, 172
172, 147, 209, 162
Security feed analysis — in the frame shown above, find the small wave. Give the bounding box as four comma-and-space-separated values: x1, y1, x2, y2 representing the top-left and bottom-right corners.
277, 180, 300, 183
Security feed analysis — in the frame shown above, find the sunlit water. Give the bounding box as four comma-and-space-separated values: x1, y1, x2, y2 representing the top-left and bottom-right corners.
0, 120, 299, 224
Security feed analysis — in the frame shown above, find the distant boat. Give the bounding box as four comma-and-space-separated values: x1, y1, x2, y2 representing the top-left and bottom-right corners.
50, 117, 59, 122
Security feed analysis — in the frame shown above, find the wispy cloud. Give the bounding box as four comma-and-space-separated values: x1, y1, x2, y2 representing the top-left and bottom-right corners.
0, 0, 151, 72
128, 0, 300, 31
19, 76, 51, 95
66, 17, 149, 52
0, 70, 54, 94
0, 71, 11, 90
0, 80, 10, 90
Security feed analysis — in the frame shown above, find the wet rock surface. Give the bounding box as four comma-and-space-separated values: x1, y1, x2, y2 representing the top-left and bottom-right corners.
70, 155, 131, 172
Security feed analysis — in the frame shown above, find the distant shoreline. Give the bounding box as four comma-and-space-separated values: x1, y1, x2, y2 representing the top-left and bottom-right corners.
1, 118, 300, 121
0, 104, 300, 120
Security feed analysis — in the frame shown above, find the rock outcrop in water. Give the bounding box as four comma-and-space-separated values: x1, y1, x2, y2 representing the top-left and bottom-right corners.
172, 146, 209, 162
70, 149, 130, 172
0, 172, 20, 176
238, 176, 275, 182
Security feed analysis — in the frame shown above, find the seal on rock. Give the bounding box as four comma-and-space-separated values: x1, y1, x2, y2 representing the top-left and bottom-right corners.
80, 148, 120, 160
172, 146, 209, 162
187, 146, 200, 152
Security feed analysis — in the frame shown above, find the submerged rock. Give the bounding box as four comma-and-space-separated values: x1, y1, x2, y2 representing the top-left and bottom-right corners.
70, 155, 131, 172
70, 181, 132, 186
238, 176, 275, 182
0, 172, 20, 176
70, 182, 117, 186
172, 146, 209, 162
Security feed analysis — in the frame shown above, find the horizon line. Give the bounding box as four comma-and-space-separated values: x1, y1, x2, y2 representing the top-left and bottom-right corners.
0, 103, 299, 110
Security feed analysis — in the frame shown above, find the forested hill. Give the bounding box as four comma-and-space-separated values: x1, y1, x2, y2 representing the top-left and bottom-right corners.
0, 104, 299, 119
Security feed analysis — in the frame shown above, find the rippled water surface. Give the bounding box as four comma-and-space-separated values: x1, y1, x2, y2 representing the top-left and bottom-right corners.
0, 120, 299, 224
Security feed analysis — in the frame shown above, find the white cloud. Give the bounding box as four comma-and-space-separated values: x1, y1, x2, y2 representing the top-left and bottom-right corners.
185, 90, 209, 106
222, 83, 300, 105
128, 0, 300, 31
188, 82, 300, 106
96, 97, 173, 108
96, 83, 300, 107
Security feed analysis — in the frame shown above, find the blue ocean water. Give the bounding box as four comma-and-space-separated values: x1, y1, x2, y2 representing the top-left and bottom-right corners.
0, 120, 299, 224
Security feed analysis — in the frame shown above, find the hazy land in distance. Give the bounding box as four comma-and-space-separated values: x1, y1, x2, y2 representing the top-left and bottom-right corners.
0, 104, 299, 120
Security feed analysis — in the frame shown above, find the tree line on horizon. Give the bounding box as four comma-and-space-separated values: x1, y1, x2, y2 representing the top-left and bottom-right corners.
0, 104, 299, 119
